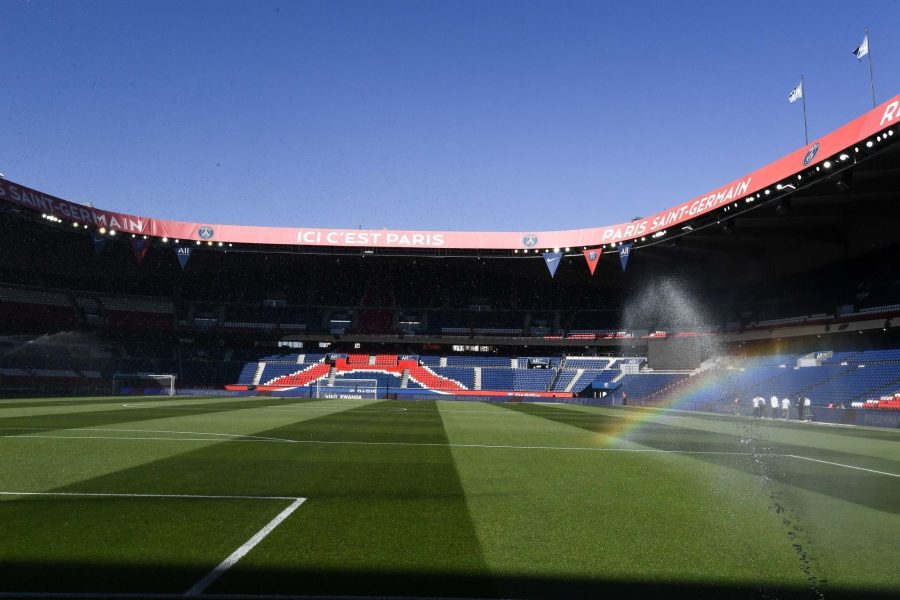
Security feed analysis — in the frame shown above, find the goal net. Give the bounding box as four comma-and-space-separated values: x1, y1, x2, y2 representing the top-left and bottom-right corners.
314, 378, 378, 400
112, 373, 176, 396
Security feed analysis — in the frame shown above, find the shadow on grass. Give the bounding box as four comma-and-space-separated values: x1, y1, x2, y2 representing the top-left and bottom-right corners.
0, 396, 323, 436
504, 403, 900, 513
0, 561, 894, 599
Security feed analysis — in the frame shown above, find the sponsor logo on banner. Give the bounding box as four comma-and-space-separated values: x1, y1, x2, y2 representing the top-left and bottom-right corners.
803, 143, 819, 165
619, 243, 633, 272
175, 246, 194, 270
522, 234, 538, 247
131, 238, 150, 264
582, 248, 601, 275
90, 232, 107, 256
543, 251, 563, 278
198, 226, 215, 239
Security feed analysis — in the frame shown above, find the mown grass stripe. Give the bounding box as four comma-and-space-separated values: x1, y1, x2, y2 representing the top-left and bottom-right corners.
0, 397, 322, 437
6, 401, 490, 596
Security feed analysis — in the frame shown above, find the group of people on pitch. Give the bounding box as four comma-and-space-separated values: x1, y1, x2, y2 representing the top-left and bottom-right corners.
748, 395, 812, 420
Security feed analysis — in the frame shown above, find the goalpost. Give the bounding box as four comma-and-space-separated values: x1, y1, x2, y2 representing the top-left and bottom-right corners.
313, 378, 379, 400
112, 373, 176, 396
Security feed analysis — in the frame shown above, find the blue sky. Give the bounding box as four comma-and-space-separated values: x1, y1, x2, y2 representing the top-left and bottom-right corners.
2, 0, 897, 231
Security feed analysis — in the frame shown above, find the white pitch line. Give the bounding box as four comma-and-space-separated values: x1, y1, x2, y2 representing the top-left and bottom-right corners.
264, 406, 408, 412
0, 434, 296, 444
788, 455, 900, 478
184, 497, 306, 596
0, 427, 296, 443
0, 491, 298, 501
2, 431, 897, 479
0, 431, 779, 454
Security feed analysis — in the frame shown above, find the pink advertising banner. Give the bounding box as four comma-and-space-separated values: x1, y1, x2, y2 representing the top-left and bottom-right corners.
3, 95, 900, 250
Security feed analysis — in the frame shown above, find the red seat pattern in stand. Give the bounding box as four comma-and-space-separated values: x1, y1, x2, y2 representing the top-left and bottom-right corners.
406, 366, 468, 391
264, 357, 467, 392
267, 363, 331, 387
347, 354, 369, 365
374, 355, 398, 366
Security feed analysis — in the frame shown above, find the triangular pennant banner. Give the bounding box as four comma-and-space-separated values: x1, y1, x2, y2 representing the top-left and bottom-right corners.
175, 245, 193, 270
543, 251, 563, 278
131, 238, 150, 264
619, 243, 633, 272
583, 248, 601, 275
90, 233, 107, 256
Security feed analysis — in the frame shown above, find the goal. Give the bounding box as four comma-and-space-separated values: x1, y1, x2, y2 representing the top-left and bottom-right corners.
314, 378, 378, 400
112, 373, 176, 396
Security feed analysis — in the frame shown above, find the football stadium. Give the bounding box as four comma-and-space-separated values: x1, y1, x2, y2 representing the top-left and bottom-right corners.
1, 87, 898, 598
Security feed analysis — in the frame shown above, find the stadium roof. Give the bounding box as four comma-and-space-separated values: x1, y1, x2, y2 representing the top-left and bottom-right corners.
3, 94, 900, 255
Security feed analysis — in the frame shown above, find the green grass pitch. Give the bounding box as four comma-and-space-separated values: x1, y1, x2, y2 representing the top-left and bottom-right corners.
0, 396, 897, 599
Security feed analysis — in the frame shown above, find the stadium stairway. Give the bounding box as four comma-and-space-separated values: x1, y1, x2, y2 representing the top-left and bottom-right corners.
252, 362, 265, 385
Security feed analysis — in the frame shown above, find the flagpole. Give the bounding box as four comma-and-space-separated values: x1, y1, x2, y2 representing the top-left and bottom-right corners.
801, 75, 809, 145
866, 28, 876, 107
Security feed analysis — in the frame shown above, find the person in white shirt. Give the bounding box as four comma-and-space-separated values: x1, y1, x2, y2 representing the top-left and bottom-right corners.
803, 396, 812, 421
752, 396, 764, 418
782, 397, 791, 419
770, 395, 779, 418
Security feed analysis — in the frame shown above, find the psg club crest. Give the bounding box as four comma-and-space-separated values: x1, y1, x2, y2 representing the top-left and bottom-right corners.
198, 226, 215, 239
522, 234, 538, 247
583, 247, 601, 275
803, 143, 819, 166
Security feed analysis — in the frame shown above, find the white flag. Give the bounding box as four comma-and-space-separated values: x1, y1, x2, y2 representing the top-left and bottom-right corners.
788, 81, 803, 104
853, 33, 869, 60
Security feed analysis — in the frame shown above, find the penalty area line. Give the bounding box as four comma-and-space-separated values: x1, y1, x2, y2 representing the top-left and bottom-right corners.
184, 497, 306, 596
788, 455, 900, 478
0, 491, 309, 597
0, 491, 299, 501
